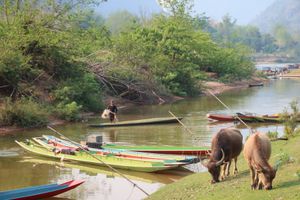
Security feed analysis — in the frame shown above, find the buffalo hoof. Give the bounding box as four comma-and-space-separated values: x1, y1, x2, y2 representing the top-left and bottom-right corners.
265, 186, 272, 190
234, 169, 238, 175
211, 179, 219, 184
257, 184, 263, 190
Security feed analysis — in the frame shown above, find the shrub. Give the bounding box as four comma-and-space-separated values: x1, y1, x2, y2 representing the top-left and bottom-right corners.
0, 98, 49, 127
266, 131, 279, 140
281, 100, 300, 137
275, 151, 295, 168
55, 102, 82, 121
53, 73, 103, 112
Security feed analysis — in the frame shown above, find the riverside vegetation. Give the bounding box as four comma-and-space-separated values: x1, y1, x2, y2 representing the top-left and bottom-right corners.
0, 0, 293, 128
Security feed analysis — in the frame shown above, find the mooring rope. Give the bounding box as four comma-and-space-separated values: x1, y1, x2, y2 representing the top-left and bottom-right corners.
47, 126, 150, 196
207, 90, 254, 134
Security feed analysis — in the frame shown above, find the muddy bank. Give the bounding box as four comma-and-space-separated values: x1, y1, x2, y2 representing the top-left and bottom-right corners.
202, 77, 267, 95
0, 78, 266, 135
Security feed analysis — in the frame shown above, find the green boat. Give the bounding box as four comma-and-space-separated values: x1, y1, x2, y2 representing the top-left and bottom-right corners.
88, 117, 183, 128
16, 140, 180, 173
33, 136, 199, 164
103, 144, 211, 157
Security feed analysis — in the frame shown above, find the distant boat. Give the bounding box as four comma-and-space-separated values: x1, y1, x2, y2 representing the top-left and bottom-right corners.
0, 180, 84, 200
88, 117, 183, 128
248, 82, 264, 87
207, 113, 284, 123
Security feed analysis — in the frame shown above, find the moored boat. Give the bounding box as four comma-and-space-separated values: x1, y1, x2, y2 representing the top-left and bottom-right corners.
34, 136, 199, 163
16, 140, 181, 172
102, 144, 210, 157
0, 180, 84, 200
207, 113, 287, 123
88, 117, 183, 128
249, 82, 264, 87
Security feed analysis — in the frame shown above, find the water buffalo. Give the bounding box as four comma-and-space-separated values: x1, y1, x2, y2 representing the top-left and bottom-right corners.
243, 132, 277, 190
203, 128, 243, 183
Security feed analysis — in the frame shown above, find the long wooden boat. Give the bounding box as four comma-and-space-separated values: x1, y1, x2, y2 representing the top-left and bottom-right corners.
249, 82, 264, 87
88, 117, 183, 128
0, 180, 84, 200
34, 136, 199, 164
206, 113, 288, 123
102, 144, 211, 157
16, 140, 180, 172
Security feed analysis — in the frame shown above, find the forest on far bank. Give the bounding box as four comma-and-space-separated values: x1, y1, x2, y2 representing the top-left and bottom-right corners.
0, 0, 293, 127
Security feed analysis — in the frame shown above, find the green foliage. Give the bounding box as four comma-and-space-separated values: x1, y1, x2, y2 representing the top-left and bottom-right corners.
281, 100, 300, 137
105, 11, 140, 35
211, 45, 255, 82
0, 98, 48, 127
275, 151, 295, 168
267, 130, 279, 140
53, 74, 103, 112
55, 102, 82, 122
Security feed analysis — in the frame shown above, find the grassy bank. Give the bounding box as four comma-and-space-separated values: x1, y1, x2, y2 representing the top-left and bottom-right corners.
148, 135, 300, 200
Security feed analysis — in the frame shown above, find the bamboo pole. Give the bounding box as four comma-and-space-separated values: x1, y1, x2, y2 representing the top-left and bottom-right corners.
47, 126, 150, 196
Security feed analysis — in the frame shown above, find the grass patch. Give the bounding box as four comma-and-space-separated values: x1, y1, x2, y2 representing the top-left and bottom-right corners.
148, 135, 300, 200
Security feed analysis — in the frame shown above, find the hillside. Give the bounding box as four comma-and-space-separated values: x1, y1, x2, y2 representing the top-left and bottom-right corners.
251, 0, 300, 34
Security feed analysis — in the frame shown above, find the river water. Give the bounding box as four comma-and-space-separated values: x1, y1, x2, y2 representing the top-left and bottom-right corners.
1, 78, 300, 200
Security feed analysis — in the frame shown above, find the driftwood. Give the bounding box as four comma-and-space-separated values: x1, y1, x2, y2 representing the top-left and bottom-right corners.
86, 59, 166, 104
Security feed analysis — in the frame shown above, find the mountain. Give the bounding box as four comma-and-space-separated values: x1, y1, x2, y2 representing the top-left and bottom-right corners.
95, 0, 162, 17
251, 0, 300, 34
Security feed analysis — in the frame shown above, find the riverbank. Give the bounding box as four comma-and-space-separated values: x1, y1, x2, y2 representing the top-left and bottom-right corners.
148, 135, 300, 200
202, 77, 266, 95
0, 77, 266, 135
279, 69, 300, 78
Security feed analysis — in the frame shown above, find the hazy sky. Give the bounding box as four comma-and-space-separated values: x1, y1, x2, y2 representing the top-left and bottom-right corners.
96, 0, 276, 24
194, 0, 276, 24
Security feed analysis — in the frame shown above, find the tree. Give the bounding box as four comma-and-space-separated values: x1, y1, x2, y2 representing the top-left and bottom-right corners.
105, 11, 140, 35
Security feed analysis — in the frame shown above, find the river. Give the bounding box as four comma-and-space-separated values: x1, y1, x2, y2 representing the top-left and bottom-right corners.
0, 78, 300, 200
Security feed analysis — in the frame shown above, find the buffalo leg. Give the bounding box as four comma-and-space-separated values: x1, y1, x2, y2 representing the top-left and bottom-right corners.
220, 163, 227, 180
233, 157, 238, 175
249, 165, 257, 190
225, 160, 232, 177
257, 179, 263, 190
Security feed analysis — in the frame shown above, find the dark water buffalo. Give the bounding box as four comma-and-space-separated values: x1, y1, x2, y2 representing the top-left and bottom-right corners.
203, 128, 243, 183
243, 132, 277, 190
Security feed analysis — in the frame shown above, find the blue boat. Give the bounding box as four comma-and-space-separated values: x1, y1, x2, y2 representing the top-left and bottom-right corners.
0, 180, 84, 200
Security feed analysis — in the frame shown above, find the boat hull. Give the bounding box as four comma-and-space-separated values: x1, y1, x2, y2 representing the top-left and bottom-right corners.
33, 136, 199, 164
103, 144, 211, 157
16, 140, 178, 172
88, 117, 183, 128
0, 180, 84, 200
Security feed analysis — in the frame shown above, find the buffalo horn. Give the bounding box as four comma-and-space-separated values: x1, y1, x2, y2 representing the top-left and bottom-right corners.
216, 148, 225, 167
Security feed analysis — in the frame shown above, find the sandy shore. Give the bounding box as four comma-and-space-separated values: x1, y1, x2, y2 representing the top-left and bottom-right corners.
202, 77, 266, 95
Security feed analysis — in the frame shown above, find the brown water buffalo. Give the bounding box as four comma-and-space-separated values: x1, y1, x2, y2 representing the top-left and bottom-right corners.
243, 132, 277, 190
203, 128, 243, 183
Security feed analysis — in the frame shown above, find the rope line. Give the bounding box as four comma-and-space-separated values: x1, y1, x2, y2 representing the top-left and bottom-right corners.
47, 126, 150, 196
207, 90, 254, 134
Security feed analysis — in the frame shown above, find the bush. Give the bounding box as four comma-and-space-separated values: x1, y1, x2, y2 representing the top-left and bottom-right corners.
53, 73, 103, 112
55, 102, 82, 121
0, 98, 49, 127
275, 151, 295, 168
266, 131, 279, 140
281, 100, 300, 137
